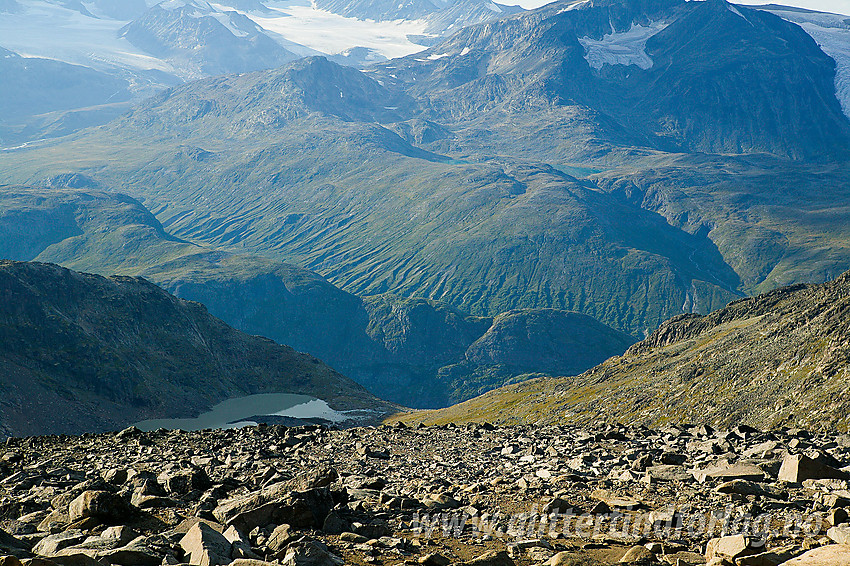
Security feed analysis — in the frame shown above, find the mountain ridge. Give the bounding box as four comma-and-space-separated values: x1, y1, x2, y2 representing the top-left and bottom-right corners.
0, 259, 388, 438
1, 0, 849, 408
391, 269, 850, 431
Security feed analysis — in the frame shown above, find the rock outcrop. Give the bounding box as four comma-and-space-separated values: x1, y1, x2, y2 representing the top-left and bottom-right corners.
397, 270, 850, 431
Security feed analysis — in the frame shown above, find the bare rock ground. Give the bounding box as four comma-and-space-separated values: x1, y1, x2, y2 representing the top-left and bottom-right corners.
1, 422, 850, 565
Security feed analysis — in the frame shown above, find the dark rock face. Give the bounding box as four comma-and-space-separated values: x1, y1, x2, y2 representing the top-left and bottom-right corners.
633, 0, 850, 159
1, 423, 849, 566
463, 309, 635, 375
0, 260, 385, 438
381, 0, 850, 159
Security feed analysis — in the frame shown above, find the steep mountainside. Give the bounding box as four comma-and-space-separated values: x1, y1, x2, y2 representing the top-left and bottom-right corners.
591, 153, 850, 293
376, 0, 850, 160
0, 186, 636, 408
435, 308, 638, 402
1, 0, 848, 365
394, 270, 850, 432
0, 260, 385, 438
765, 4, 850, 118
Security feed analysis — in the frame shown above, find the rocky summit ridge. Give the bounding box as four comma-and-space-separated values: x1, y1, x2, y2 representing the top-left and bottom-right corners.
2, 423, 850, 565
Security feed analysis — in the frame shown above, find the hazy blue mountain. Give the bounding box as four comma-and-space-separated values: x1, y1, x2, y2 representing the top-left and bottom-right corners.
0, 0, 524, 145
0, 0, 21, 13
313, 0, 523, 33
0, 48, 132, 145
119, 1, 299, 78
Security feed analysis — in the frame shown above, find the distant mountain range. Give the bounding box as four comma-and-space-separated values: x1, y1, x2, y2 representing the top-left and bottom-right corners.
2, 0, 846, 146
398, 268, 850, 432
0, 0, 523, 145
0, 0, 849, 419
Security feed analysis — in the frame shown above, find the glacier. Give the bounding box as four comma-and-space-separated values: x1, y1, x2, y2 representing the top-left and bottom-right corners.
769, 6, 850, 120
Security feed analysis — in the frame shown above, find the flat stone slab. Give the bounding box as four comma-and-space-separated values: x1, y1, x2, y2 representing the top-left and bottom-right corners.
779, 545, 850, 565
693, 462, 765, 483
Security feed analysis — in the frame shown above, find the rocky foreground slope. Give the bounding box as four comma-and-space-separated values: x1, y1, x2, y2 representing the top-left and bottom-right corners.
395, 270, 850, 431
0, 260, 387, 437
2, 423, 850, 565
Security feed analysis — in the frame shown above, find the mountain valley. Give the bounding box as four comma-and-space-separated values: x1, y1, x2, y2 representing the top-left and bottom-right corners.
2, 0, 850, 426
0, 187, 636, 408
3, 0, 850, 337
2, 0, 850, 564
0, 259, 389, 438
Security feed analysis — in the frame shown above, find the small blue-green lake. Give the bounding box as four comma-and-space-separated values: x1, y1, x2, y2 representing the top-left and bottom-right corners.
133, 393, 353, 431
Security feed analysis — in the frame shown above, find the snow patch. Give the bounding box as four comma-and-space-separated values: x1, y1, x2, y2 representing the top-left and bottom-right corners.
727, 4, 754, 25
0, 0, 431, 83
428, 52, 449, 59
559, 0, 589, 13
207, 11, 251, 37
0, 0, 177, 74
801, 25, 850, 119
728, 4, 744, 20
578, 21, 669, 70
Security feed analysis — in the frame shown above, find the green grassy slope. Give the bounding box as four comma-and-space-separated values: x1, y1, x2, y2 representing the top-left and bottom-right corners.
0, 117, 744, 337
391, 271, 850, 431
0, 0, 848, 365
